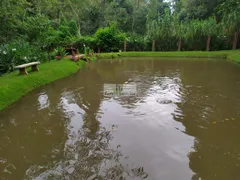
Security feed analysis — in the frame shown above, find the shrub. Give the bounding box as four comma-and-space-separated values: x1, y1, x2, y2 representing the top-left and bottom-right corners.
127, 34, 151, 51
49, 47, 68, 60
95, 23, 126, 52
0, 40, 48, 75
65, 36, 97, 53
23, 14, 51, 47
0, 44, 13, 75
59, 20, 78, 40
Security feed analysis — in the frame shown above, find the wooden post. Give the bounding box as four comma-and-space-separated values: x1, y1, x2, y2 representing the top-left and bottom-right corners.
206, 35, 211, 51
232, 32, 239, 50
152, 40, 155, 51
124, 40, 127, 52
178, 38, 182, 51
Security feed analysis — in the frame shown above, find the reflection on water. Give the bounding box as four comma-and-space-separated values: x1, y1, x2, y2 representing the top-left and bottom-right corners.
38, 93, 50, 110
1, 58, 240, 180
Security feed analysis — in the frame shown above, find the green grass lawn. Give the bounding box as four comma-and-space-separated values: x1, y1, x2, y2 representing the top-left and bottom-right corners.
228, 54, 240, 63
0, 59, 86, 111
99, 50, 240, 61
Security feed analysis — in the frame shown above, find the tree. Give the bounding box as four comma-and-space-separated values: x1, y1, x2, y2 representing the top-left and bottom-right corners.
62, 0, 90, 36
147, 9, 177, 51
0, 0, 29, 43
95, 23, 126, 52
80, 4, 104, 35
130, 0, 147, 34
174, 21, 185, 51
219, 0, 240, 49
176, 0, 226, 20
103, 0, 130, 32
202, 17, 218, 51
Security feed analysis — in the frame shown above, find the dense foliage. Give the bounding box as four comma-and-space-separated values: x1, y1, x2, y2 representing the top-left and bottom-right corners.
95, 23, 126, 52
0, 0, 239, 74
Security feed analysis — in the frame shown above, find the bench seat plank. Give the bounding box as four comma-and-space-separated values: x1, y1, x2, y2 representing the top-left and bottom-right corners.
15, 62, 40, 69
14, 61, 40, 75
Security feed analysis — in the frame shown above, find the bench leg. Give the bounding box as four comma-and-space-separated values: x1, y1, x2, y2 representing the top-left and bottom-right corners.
19, 68, 28, 75
31, 65, 39, 72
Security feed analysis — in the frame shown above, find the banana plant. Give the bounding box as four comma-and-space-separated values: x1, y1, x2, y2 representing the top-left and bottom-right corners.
219, 0, 240, 49
202, 17, 218, 51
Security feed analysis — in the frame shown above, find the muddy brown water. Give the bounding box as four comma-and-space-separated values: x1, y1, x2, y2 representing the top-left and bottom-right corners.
1, 58, 240, 180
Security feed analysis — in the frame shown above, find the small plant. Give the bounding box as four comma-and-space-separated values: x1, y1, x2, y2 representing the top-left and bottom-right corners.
52, 47, 67, 60
58, 47, 67, 57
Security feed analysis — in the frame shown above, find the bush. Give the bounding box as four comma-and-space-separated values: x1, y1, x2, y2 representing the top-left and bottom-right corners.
23, 14, 51, 47
0, 40, 48, 75
0, 44, 13, 74
211, 35, 232, 50
126, 34, 151, 51
95, 23, 126, 52
65, 36, 97, 53
50, 47, 67, 60
59, 20, 78, 40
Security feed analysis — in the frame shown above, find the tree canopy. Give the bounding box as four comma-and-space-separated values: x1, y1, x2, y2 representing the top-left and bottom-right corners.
0, 0, 240, 74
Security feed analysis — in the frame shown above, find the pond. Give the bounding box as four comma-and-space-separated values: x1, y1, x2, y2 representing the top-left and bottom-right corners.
0, 58, 240, 180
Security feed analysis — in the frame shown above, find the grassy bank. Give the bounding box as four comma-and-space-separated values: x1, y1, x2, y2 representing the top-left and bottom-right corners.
99, 50, 240, 61
228, 54, 240, 63
0, 59, 86, 111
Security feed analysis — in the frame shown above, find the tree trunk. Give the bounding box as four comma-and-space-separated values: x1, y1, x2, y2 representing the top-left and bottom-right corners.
69, 3, 81, 36
152, 40, 155, 51
77, 20, 81, 36
98, 47, 101, 53
232, 32, 239, 50
178, 38, 182, 51
206, 35, 211, 51
124, 41, 127, 52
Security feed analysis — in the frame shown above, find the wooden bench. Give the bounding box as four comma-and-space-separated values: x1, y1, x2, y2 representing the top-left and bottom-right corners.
15, 62, 40, 75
